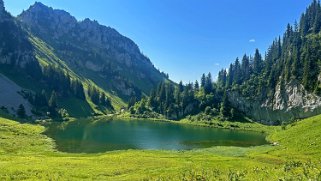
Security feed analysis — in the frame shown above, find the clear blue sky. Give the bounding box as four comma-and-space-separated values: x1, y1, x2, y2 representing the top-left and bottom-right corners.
4, 0, 313, 83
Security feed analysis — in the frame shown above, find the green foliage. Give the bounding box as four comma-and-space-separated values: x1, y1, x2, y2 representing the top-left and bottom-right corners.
16, 104, 26, 119
131, 79, 229, 120
220, 92, 230, 118
132, 81, 201, 120
253, 49, 263, 75
88, 85, 112, 109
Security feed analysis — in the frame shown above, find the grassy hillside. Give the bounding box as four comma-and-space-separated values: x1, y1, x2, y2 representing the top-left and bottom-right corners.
30, 35, 126, 113
0, 116, 321, 180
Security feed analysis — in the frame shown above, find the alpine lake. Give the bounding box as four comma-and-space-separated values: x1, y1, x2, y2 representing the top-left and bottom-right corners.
45, 119, 267, 153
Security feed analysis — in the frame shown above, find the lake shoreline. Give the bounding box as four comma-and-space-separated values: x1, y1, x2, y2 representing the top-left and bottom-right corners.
90, 114, 280, 135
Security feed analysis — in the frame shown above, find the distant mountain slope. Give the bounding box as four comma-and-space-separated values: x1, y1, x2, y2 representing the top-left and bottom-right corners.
18, 2, 168, 101
0, 0, 125, 118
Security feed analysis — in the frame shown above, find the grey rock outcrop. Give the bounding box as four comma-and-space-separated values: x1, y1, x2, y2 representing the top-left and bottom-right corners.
228, 80, 321, 124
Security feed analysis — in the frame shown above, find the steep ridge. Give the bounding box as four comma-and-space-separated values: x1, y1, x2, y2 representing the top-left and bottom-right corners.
18, 2, 168, 101
0, 0, 125, 118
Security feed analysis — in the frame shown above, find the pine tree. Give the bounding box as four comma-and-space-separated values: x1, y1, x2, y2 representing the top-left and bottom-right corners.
241, 54, 250, 81
201, 74, 206, 88
302, 39, 320, 91
194, 80, 200, 91
253, 49, 263, 75
220, 91, 230, 118
226, 64, 234, 87
178, 81, 184, 92
291, 29, 302, 80
204, 73, 213, 94
217, 69, 227, 88
17, 104, 26, 119
233, 58, 241, 85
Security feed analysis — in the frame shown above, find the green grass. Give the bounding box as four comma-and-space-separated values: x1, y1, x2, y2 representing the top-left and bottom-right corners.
0, 115, 321, 180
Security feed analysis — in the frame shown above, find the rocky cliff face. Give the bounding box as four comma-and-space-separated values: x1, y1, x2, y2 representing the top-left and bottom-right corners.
228, 80, 321, 124
18, 2, 166, 100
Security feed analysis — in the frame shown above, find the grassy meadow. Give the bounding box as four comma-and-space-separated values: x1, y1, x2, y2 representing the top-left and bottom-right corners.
0, 115, 321, 180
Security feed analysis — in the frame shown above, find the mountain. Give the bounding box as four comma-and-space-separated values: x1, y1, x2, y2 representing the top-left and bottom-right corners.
130, 0, 321, 125
0, 0, 170, 119
0, 3, 112, 118
18, 2, 168, 101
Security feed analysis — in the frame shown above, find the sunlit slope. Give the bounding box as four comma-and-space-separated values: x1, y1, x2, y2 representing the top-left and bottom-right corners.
29, 35, 126, 113
268, 114, 321, 158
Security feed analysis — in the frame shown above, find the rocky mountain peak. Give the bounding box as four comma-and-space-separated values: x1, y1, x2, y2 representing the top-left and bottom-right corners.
19, 2, 77, 37
81, 18, 99, 25
32, 2, 47, 9
20, 4, 147, 63
22, 2, 77, 25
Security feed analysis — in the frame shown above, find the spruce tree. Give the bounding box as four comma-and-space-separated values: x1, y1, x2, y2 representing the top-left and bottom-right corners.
226, 64, 234, 87
241, 54, 250, 81
194, 80, 200, 91
17, 104, 26, 119
217, 69, 227, 88
233, 58, 241, 85
178, 81, 184, 92
204, 73, 213, 94
253, 49, 263, 75
201, 74, 206, 89
220, 91, 230, 118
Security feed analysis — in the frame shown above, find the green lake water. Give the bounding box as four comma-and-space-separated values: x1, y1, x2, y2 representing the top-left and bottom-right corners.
45, 120, 267, 153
